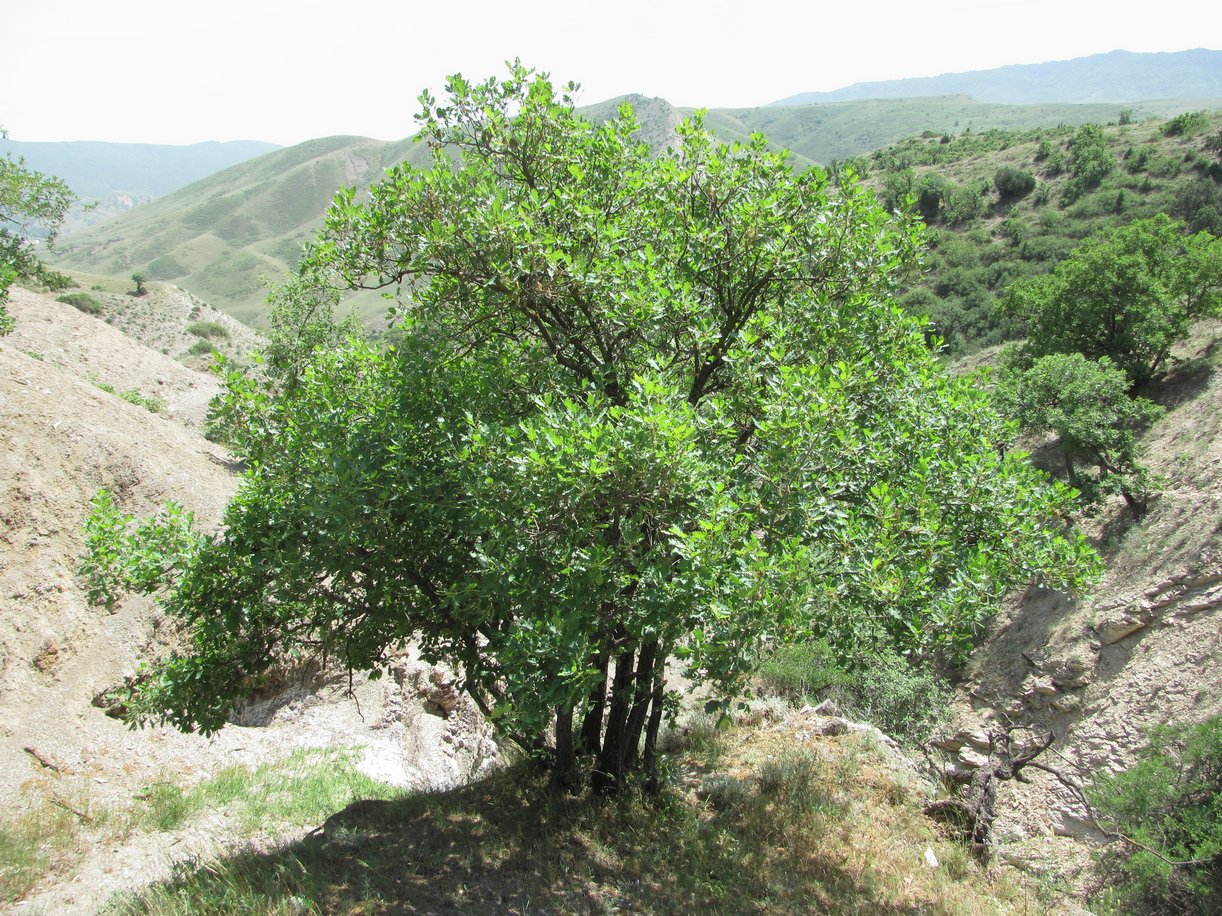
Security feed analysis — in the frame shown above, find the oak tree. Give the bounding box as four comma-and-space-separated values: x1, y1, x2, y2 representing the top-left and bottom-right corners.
85, 66, 1098, 793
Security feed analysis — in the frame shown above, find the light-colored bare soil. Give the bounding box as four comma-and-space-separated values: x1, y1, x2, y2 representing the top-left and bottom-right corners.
938, 319, 1222, 887
0, 287, 498, 913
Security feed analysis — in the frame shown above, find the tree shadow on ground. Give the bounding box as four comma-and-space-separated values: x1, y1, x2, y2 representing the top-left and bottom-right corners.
115, 761, 934, 915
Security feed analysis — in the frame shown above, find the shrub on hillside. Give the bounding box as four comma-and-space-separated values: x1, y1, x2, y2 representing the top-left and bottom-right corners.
758, 641, 951, 746
56, 292, 102, 316
996, 352, 1164, 516
1089, 715, 1222, 915
187, 339, 218, 357
187, 320, 230, 341
993, 166, 1036, 202
1162, 110, 1209, 138
1068, 123, 1114, 190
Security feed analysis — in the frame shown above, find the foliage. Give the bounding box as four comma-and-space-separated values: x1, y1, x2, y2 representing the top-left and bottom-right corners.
993, 166, 1036, 202
996, 353, 1164, 516
83, 65, 1098, 794
1000, 215, 1222, 384
56, 291, 102, 315
1162, 110, 1209, 138
130, 272, 147, 296
1068, 123, 1115, 190
758, 641, 950, 745
186, 320, 229, 341
1, 124, 75, 335
1089, 715, 1222, 914
187, 338, 217, 357
119, 389, 165, 413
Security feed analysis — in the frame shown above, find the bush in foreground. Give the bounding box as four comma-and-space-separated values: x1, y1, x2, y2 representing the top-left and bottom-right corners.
1090, 715, 1222, 914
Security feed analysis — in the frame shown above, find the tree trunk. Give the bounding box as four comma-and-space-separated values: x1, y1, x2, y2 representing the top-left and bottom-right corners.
552, 703, 576, 790
622, 638, 659, 771
641, 654, 667, 792
579, 646, 610, 756
593, 645, 636, 795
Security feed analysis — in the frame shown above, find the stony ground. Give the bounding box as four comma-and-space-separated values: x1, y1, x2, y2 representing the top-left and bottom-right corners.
0, 287, 499, 913
934, 318, 1222, 891
2, 284, 1218, 911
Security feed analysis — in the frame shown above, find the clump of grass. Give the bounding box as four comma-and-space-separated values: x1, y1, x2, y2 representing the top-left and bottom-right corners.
56, 292, 103, 316
186, 320, 229, 341
133, 749, 399, 837
0, 801, 83, 903
119, 389, 165, 413
186, 338, 217, 357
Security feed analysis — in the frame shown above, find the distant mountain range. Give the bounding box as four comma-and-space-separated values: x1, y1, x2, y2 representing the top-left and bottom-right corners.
44, 49, 1222, 326
0, 139, 281, 233
772, 48, 1222, 106
49, 91, 1211, 325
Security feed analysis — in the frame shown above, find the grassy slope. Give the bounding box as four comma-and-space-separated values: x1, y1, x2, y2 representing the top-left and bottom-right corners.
858, 109, 1222, 354
52, 137, 435, 325
107, 714, 1048, 915
50, 95, 1208, 328
698, 96, 1203, 166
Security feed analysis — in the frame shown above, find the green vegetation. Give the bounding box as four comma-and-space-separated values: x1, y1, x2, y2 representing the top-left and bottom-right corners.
46, 96, 1199, 326
859, 110, 1222, 355
999, 215, 1221, 384
56, 291, 102, 315
130, 273, 147, 296
82, 65, 1097, 796
118, 389, 164, 413
185, 319, 229, 340
108, 730, 1035, 914
134, 748, 400, 835
186, 338, 217, 357
758, 641, 950, 745
1, 124, 75, 335
1163, 109, 1210, 138
0, 803, 80, 903
1089, 715, 1222, 914
0, 749, 395, 906
996, 353, 1164, 516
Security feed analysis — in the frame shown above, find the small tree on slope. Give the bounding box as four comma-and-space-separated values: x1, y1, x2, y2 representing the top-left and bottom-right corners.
83, 66, 1099, 794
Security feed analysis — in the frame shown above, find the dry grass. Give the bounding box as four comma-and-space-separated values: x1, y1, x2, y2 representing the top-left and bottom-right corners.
108, 714, 1054, 915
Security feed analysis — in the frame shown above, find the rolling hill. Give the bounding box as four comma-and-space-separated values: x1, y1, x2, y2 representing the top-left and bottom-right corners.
773, 47, 1222, 106
50, 92, 1209, 326
0, 139, 281, 235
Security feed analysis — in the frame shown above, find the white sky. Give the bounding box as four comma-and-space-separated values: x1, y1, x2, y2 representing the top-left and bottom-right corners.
2, 0, 1218, 145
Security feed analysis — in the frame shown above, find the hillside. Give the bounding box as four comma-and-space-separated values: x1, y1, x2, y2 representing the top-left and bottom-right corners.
5, 280, 1217, 912
0, 287, 499, 911
774, 48, 1222, 106
852, 108, 1222, 354
50, 94, 1208, 328
936, 317, 1222, 889
0, 139, 281, 235
50, 136, 435, 324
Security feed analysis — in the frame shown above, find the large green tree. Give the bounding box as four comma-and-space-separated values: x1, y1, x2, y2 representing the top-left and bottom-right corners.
0, 125, 75, 334
85, 66, 1098, 793
1000, 215, 1221, 384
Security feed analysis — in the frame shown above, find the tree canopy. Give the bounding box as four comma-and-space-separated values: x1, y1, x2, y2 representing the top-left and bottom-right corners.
85, 65, 1098, 793
1000, 214, 1221, 384
996, 353, 1164, 516
0, 125, 75, 334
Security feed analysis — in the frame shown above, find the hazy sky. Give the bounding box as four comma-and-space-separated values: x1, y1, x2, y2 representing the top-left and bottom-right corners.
3, 0, 1218, 145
